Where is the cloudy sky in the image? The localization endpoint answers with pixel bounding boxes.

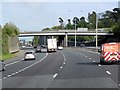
[1,0,120,40]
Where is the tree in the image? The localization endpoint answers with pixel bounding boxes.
[65,19,73,29]
[72,17,79,29]
[2,22,19,36]
[88,11,96,29]
[42,28,51,31]
[51,25,62,30]
[77,17,87,28]
[110,8,120,40]
[2,22,19,54]
[32,36,39,47]
[59,17,64,29]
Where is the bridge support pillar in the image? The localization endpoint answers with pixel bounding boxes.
[64,32,68,47]
[65,33,68,47]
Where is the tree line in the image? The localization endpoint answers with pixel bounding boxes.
[42,7,120,42]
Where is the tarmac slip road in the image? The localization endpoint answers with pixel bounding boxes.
[2,48,120,89]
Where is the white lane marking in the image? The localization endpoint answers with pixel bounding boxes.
[98,64,101,66]
[63,62,65,64]
[106,71,111,75]
[119,84,120,86]
[60,66,63,69]
[89,58,92,59]
[3,53,48,79]
[11,73,16,76]
[60,52,66,62]
[80,49,100,54]
[7,75,12,77]
[53,73,58,78]
[93,61,96,62]
[5,60,21,66]
[3,77,7,79]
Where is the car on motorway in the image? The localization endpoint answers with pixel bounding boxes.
[57,46,63,50]
[80,44,85,47]
[22,45,26,48]
[24,50,36,60]
[40,45,47,52]
[0,60,5,71]
[36,46,41,52]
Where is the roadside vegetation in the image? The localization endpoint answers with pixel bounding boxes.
[1,22,19,60]
[2,53,16,60]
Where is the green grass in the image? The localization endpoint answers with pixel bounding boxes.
[2,53,16,61]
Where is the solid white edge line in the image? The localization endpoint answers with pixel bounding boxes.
[3,53,48,79]
[53,73,58,78]
[106,71,111,75]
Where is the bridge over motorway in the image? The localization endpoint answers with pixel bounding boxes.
[19,30,113,36]
[19,30,113,47]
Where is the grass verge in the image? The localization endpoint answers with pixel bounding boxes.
[2,53,16,61]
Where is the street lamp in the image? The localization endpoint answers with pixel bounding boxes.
[75,18,77,47]
[95,13,98,48]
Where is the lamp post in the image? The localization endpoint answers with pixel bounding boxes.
[95,13,98,48]
[75,18,77,47]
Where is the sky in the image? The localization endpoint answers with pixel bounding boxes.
[1,0,120,40]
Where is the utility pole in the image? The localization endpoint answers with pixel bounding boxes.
[75,18,76,47]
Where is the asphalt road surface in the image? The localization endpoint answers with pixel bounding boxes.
[2,47,120,90]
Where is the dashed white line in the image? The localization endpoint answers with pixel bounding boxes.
[3,77,7,79]
[11,73,16,76]
[63,62,66,65]
[89,58,92,59]
[80,49,100,54]
[60,66,63,69]
[5,60,21,66]
[53,73,58,78]
[106,71,111,75]
[93,61,96,62]
[7,75,12,77]
[3,53,48,79]
[98,64,101,66]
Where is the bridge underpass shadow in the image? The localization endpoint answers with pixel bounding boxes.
[76,62,99,65]
[76,61,120,65]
